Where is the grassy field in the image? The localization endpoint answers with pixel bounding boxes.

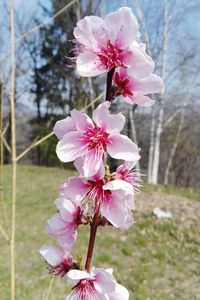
[0,165,200,300]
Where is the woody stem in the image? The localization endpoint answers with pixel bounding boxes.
[85,211,99,272]
[105,67,115,101]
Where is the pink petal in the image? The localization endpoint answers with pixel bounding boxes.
[92,267,116,294]
[75,156,105,180]
[83,148,104,177]
[107,134,140,161]
[131,94,155,106]
[104,7,138,48]
[53,117,75,140]
[101,192,134,230]
[57,229,77,249]
[67,269,92,282]
[103,179,133,194]
[47,214,73,236]
[61,177,89,199]
[39,245,63,266]
[124,44,154,77]
[74,16,107,51]
[55,198,76,222]
[76,49,106,77]
[56,131,87,162]
[70,109,93,131]
[92,102,125,134]
[128,72,163,94]
[108,283,129,300]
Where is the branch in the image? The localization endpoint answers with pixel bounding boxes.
[162,108,181,130]
[2,136,11,153]
[15,0,77,43]
[0,223,9,241]
[16,132,54,162]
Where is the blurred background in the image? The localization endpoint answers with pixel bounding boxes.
[0,1,200,300]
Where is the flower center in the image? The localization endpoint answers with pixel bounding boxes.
[97,40,126,70]
[114,72,133,97]
[84,126,109,150]
[72,279,96,299]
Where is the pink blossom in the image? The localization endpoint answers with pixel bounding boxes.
[39,245,74,277]
[61,164,135,230]
[54,102,140,177]
[73,7,154,77]
[66,267,116,299]
[115,160,141,190]
[46,197,83,249]
[113,67,163,106]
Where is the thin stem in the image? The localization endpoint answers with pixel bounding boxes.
[10,1,17,300]
[85,211,99,272]
[105,67,115,101]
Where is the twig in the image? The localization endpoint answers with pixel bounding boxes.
[9,1,17,299]
[16,0,77,43]
[162,108,181,130]
[2,136,11,153]
[42,277,54,300]
[16,132,54,162]
[81,92,104,112]
[0,223,9,241]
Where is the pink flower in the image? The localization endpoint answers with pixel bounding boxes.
[73,7,154,77]
[66,268,129,300]
[113,67,163,106]
[39,245,75,277]
[47,197,83,249]
[115,160,141,191]
[61,164,135,230]
[66,267,116,299]
[54,102,140,177]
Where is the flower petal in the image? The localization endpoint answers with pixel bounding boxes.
[92,102,125,134]
[67,269,92,282]
[39,245,63,266]
[74,16,107,50]
[60,177,89,199]
[56,131,87,162]
[47,213,70,236]
[104,7,138,47]
[107,134,140,161]
[83,148,104,177]
[124,44,154,77]
[70,109,93,131]
[102,192,134,230]
[108,283,129,300]
[128,73,163,95]
[92,267,116,294]
[76,49,106,77]
[53,117,75,140]
[55,198,77,222]
[103,179,133,194]
[131,94,155,106]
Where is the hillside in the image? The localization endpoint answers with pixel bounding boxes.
[0,165,200,300]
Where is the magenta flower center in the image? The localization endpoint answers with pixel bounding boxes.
[114,72,133,97]
[86,179,112,211]
[71,279,96,299]
[97,40,126,69]
[84,126,109,150]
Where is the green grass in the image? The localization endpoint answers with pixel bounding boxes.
[0,165,200,300]
[142,183,200,202]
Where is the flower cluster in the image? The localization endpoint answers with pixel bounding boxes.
[40,6,162,300]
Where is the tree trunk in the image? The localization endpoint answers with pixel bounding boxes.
[129,108,140,170]
[148,112,155,183]
[164,98,187,184]
[151,0,168,184]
